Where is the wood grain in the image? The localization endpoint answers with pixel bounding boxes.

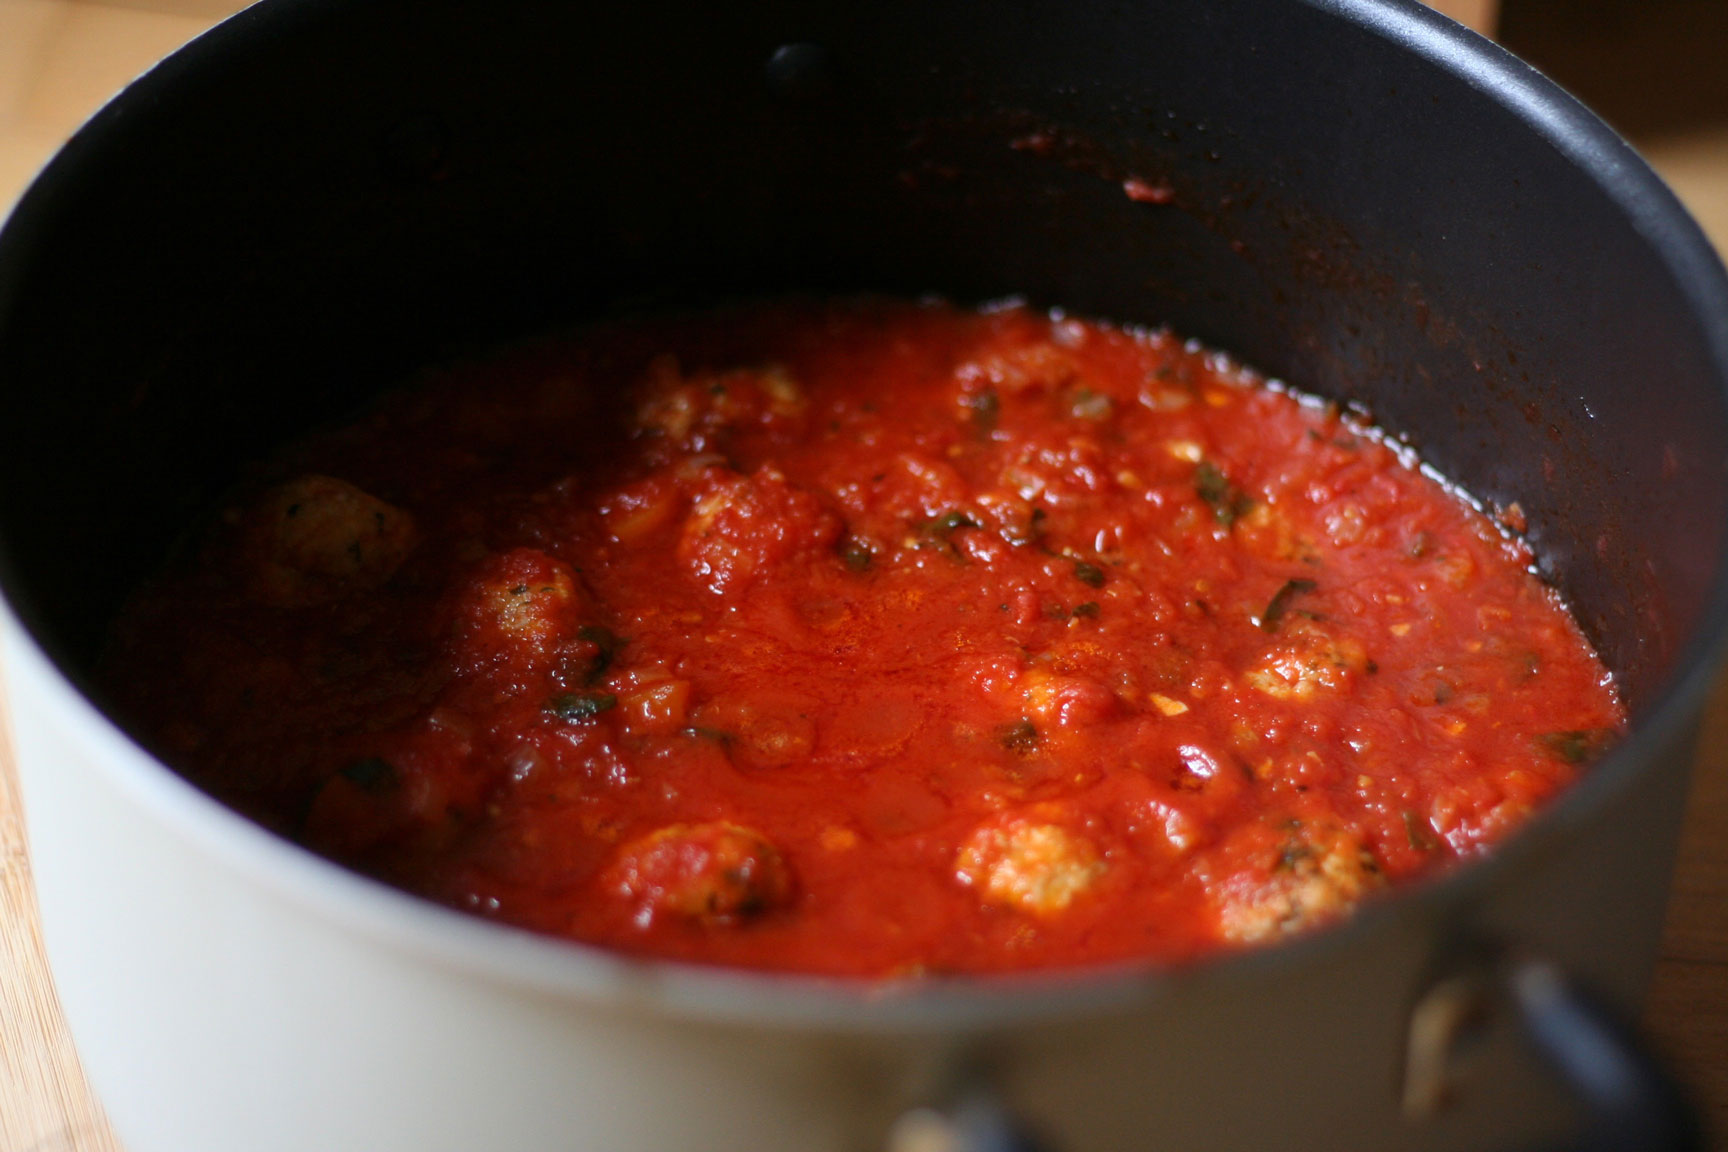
[0,687,121,1152]
[1651,680,1728,1147]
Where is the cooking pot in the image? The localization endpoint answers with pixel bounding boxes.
[2,1,1726,1149]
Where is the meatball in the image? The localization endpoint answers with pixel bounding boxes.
[445,548,592,679]
[1212,820,1384,944]
[633,357,807,447]
[474,560,581,646]
[677,466,840,594]
[953,342,1079,397]
[1244,618,1372,701]
[239,474,416,607]
[608,822,793,926]
[956,810,1106,917]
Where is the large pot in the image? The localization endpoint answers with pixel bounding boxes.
[2,1,1726,1150]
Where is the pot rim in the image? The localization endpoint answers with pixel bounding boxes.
[5,0,1728,1035]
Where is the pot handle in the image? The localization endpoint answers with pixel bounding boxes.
[890,956,1702,1152]
[1406,952,1703,1152]
[1509,959,1702,1152]
[885,1075,1051,1152]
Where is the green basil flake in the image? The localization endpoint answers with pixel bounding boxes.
[1194,460,1229,511]
[1260,578,1318,633]
[916,509,979,557]
[578,623,623,649]
[338,757,398,794]
[1195,460,1252,526]
[546,691,617,722]
[683,726,734,745]
[964,387,1000,431]
[1537,728,1616,765]
[840,537,874,572]
[996,718,1040,754]
[1073,559,1106,588]
[1073,601,1101,619]
[574,625,625,683]
[934,509,977,533]
[1403,810,1439,853]
[1274,839,1314,872]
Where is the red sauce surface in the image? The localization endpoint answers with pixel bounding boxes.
[101,299,1624,976]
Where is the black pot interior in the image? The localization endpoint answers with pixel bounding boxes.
[1,0,1725,728]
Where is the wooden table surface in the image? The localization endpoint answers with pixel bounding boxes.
[2,3,1727,1150]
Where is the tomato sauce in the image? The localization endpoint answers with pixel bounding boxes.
[100,299,1624,976]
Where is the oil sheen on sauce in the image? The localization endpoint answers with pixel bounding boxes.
[100,299,1624,976]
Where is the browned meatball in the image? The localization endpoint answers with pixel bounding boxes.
[1244,617,1372,701]
[237,474,417,607]
[444,548,593,680]
[1211,820,1385,944]
[676,466,840,595]
[955,808,1106,917]
[607,822,793,926]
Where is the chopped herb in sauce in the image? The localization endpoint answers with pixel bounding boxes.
[933,510,977,533]
[1073,559,1106,588]
[1260,578,1318,632]
[546,691,618,721]
[996,718,1040,754]
[916,509,979,557]
[1274,839,1313,872]
[684,726,734,745]
[1538,728,1616,765]
[1195,460,1251,526]
[963,387,1000,431]
[574,625,626,684]
[840,537,874,572]
[1403,810,1439,853]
